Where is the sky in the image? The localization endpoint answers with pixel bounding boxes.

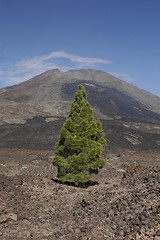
[0,0,160,96]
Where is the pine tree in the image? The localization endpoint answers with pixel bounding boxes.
[53,84,106,184]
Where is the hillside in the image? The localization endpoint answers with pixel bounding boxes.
[0,69,160,124]
[0,69,160,151]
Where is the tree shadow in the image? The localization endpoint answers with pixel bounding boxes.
[51,178,99,188]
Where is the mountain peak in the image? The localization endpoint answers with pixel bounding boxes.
[0,69,159,125]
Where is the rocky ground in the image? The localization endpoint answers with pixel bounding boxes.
[0,148,159,240]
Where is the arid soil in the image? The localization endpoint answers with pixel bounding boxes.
[0,148,159,240]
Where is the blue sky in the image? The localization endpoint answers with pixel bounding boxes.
[0,0,160,96]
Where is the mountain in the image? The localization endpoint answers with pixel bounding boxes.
[0,69,160,150]
[1,70,159,239]
[0,69,160,124]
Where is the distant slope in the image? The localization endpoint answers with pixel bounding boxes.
[0,69,160,151]
[0,69,160,124]
[0,116,160,151]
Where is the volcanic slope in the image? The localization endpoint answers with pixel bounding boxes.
[0,69,160,151]
[0,69,160,123]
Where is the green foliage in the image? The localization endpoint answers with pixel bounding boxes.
[53,84,106,184]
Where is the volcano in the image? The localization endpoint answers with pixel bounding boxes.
[0,69,160,150]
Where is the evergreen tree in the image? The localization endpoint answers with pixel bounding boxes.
[53,84,106,184]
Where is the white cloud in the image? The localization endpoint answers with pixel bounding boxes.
[0,51,111,87]
[109,72,134,82]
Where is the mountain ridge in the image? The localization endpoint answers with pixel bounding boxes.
[0,69,159,125]
[0,69,160,151]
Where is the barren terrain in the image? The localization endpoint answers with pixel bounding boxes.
[0,148,159,240]
[1,69,160,125]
